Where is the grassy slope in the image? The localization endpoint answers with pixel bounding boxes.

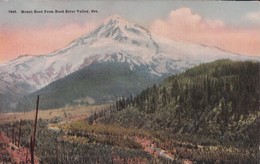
[0,104,108,124]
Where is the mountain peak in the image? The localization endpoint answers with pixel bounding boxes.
[105,14,122,21]
[87,15,136,41]
[67,14,155,49]
[103,14,128,26]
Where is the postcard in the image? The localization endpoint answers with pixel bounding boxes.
[0,0,259,163]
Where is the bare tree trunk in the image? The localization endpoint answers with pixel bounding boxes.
[18,119,22,148]
[14,132,17,146]
[12,127,14,144]
[26,148,29,163]
[31,95,40,164]
[30,136,34,164]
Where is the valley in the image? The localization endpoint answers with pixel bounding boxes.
[0,104,255,163]
[0,104,109,124]
[0,60,259,163]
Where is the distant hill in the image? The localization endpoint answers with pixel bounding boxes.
[16,61,161,111]
[102,60,259,148]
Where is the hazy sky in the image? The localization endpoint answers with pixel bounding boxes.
[0,0,259,63]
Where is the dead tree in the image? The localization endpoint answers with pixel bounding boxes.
[31,95,40,164]
[18,119,22,148]
[26,148,28,163]
[12,126,14,144]
[30,136,33,163]
[14,131,17,146]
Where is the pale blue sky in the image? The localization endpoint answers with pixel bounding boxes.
[0,0,259,29]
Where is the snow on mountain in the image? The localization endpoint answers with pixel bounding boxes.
[0,15,259,94]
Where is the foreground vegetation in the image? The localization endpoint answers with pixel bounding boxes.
[2,118,256,163]
[1,60,259,163]
[0,119,156,163]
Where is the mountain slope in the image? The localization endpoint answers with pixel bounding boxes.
[101,60,260,148]
[16,61,161,111]
[0,15,259,111]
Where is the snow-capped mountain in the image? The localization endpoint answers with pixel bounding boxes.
[0,15,259,110]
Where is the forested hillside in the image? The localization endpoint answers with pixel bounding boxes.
[102,60,259,148]
[16,62,160,111]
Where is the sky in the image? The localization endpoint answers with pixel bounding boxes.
[0,0,259,63]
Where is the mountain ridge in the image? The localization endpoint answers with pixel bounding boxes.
[16,61,162,111]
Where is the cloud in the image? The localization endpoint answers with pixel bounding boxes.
[0,22,97,62]
[246,10,260,25]
[151,7,260,56]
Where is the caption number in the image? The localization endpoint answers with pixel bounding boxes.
[8,10,17,13]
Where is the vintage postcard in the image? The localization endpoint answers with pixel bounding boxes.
[0,0,259,163]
